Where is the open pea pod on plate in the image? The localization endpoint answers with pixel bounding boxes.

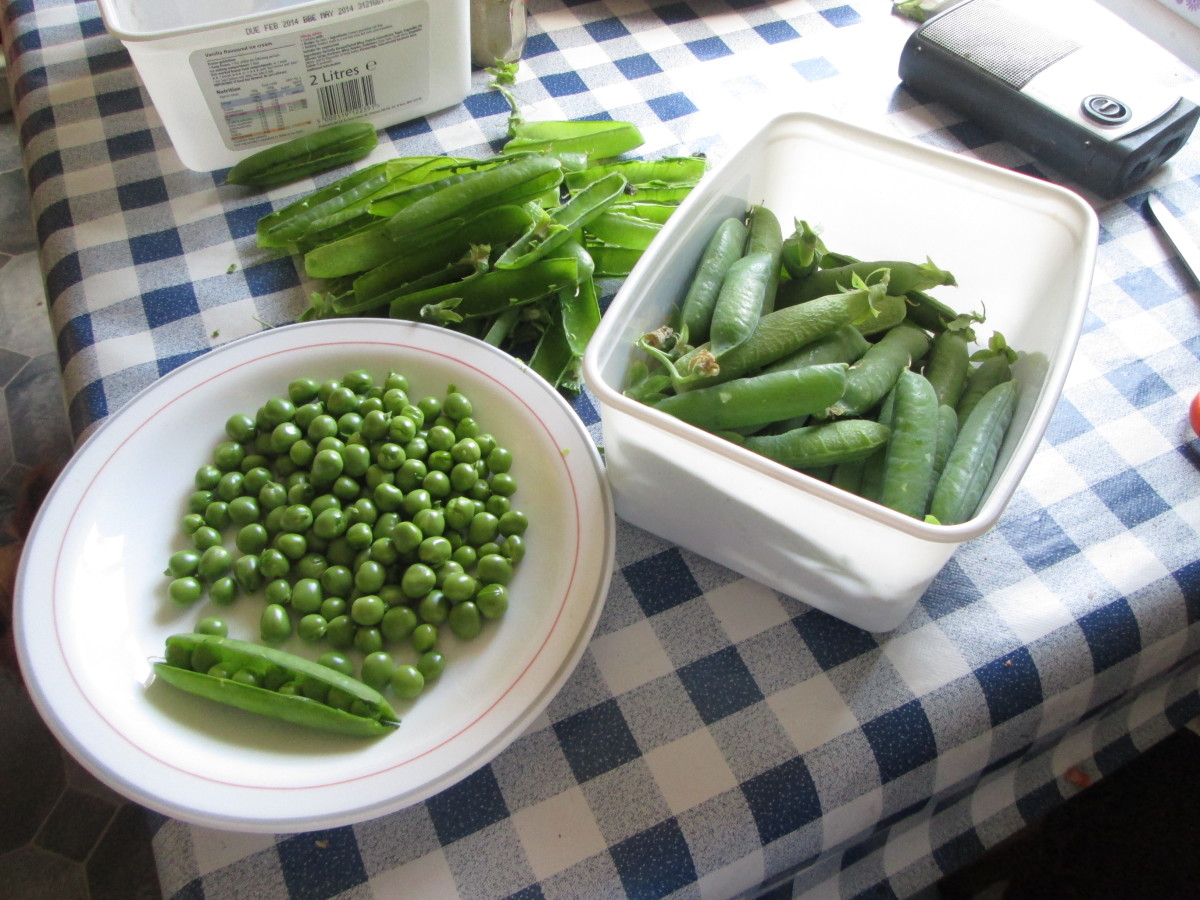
[153,633,400,738]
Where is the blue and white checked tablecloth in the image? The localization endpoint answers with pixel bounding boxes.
[5,0,1200,897]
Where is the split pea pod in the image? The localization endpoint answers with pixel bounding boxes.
[261,156,461,251]
[584,211,662,250]
[628,185,694,203]
[709,251,775,357]
[225,122,379,189]
[878,369,939,519]
[307,159,548,274]
[832,322,932,417]
[384,156,564,242]
[679,216,749,345]
[350,203,536,308]
[365,161,495,218]
[257,161,393,249]
[339,261,480,318]
[651,363,848,431]
[607,202,680,224]
[153,633,399,737]
[556,240,601,356]
[495,172,628,268]
[739,419,891,469]
[504,120,645,161]
[529,307,577,390]
[387,257,579,323]
[565,155,707,192]
[305,214,464,279]
[929,379,1018,525]
[589,246,642,278]
[781,257,956,306]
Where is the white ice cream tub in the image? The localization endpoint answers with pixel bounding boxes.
[583,111,1098,633]
[97,0,470,173]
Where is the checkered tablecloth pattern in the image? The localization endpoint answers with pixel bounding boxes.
[4,0,1200,897]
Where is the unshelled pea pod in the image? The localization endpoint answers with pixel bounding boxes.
[225,122,378,189]
[830,456,866,495]
[763,324,870,373]
[652,363,848,431]
[504,120,645,161]
[495,172,627,269]
[383,156,564,241]
[819,252,976,332]
[854,293,909,336]
[676,279,884,390]
[955,353,1012,424]
[923,322,974,408]
[856,387,896,503]
[739,419,891,469]
[710,251,775,357]
[932,403,959,482]
[782,257,956,306]
[780,219,826,280]
[879,369,939,519]
[153,633,399,737]
[905,287,973,333]
[744,205,784,314]
[929,379,1018,525]
[832,322,932,417]
[679,216,749,345]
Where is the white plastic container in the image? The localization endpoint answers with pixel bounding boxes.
[97,0,471,173]
[582,111,1098,633]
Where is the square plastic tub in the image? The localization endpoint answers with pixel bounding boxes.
[582,111,1098,633]
[96,0,470,173]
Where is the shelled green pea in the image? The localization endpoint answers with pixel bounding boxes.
[161,369,528,716]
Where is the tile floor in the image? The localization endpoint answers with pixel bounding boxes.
[0,58,163,900]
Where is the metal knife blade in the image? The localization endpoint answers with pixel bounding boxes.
[1147,193,1200,289]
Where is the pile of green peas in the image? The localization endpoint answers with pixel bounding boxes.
[162,368,527,702]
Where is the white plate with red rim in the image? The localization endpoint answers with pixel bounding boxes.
[15,319,614,833]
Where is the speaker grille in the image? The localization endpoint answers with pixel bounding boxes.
[919,0,1080,89]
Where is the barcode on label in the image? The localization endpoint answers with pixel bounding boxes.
[317,75,377,120]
